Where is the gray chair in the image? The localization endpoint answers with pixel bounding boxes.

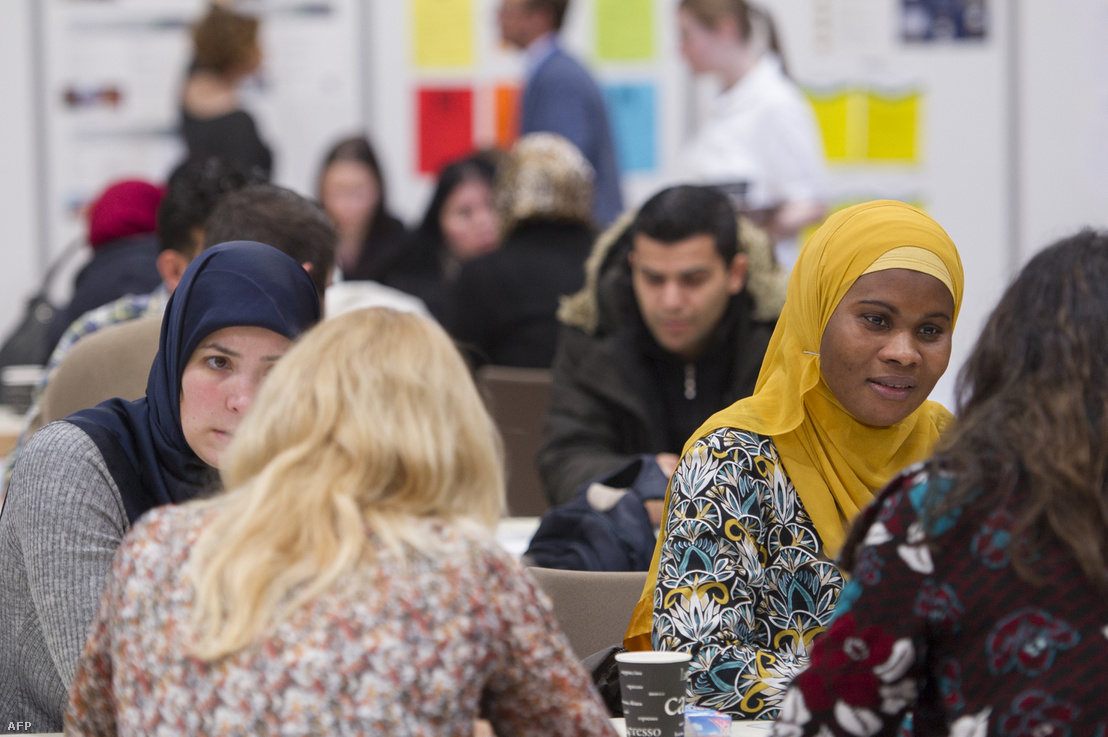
[475,365,553,518]
[527,566,648,660]
[32,315,161,433]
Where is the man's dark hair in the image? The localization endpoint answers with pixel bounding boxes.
[157,155,251,255]
[203,184,337,297]
[630,184,739,262]
[529,0,569,30]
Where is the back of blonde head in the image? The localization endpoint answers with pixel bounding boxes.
[495,132,595,237]
[188,308,505,660]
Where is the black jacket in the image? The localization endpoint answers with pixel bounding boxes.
[45,233,161,357]
[342,212,409,283]
[537,215,782,506]
[449,221,593,369]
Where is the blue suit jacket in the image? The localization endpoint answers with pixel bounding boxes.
[521,46,624,226]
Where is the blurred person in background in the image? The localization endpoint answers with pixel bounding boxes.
[4,157,251,491]
[449,133,595,369]
[383,151,500,323]
[44,157,250,370]
[677,0,828,271]
[317,134,409,283]
[498,0,623,225]
[44,179,165,358]
[65,308,617,737]
[203,184,336,300]
[180,3,273,181]
[211,181,425,317]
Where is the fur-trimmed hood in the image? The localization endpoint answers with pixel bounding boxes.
[557,210,788,335]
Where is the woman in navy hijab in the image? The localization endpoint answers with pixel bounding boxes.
[0,241,320,732]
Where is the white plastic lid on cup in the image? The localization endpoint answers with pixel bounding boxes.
[616,651,692,665]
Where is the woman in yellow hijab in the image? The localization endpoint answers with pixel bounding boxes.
[625,200,964,718]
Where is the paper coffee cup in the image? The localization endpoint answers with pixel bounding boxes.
[616,650,691,737]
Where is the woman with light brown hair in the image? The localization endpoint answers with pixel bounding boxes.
[180,3,272,180]
[65,308,616,736]
[316,135,410,282]
[676,0,827,270]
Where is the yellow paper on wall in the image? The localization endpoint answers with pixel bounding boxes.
[596,0,654,61]
[807,89,850,160]
[413,0,474,69]
[866,90,919,162]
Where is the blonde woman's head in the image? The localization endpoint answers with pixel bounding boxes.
[222,307,504,530]
[495,132,595,238]
[190,308,504,659]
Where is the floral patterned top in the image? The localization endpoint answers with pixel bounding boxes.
[773,464,1108,737]
[652,429,845,719]
[65,504,617,737]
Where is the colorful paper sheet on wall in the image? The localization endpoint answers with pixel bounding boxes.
[417,87,473,174]
[806,87,921,164]
[901,0,987,42]
[412,0,474,69]
[808,89,853,160]
[867,91,918,161]
[494,84,521,150]
[596,0,654,61]
[603,83,656,173]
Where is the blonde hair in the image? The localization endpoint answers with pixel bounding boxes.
[495,132,595,237]
[187,308,505,660]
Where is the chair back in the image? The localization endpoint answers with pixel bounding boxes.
[527,567,648,660]
[476,365,553,517]
[32,316,161,432]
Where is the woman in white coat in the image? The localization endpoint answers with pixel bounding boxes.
[677,0,829,270]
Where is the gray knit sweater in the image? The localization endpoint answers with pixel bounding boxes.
[0,421,128,733]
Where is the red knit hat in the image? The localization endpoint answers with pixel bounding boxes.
[87,179,165,249]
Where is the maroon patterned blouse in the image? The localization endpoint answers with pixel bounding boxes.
[772,464,1108,737]
[65,505,617,736]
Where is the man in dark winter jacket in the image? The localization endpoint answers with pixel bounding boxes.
[538,185,784,514]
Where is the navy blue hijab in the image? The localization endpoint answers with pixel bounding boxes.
[67,241,321,523]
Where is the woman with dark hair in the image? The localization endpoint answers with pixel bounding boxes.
[0,242,319,731]
[317,135,408,282]
[180,4,272,181]
[773,230,1108,735]
[449,133,595,368]
[383,152,500,323]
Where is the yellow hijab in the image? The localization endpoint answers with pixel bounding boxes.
[625,200,964,650]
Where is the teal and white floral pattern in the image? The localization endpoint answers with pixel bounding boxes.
[652,429,844,718]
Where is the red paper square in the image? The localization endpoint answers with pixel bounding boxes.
[417,87,474,174]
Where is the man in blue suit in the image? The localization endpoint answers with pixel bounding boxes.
[498,0,624,225]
